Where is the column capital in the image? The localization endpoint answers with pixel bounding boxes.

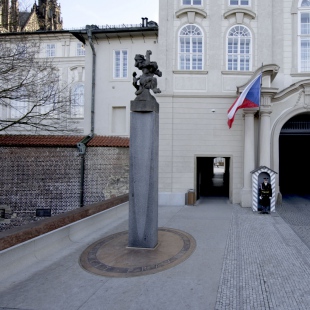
[261,88,278,97]
[243,108,258,115]
[259,107,272,115]
[261,88,278,107]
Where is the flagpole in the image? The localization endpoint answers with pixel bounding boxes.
[257,63,263,168]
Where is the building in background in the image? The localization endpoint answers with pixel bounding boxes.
[0,0,62,33]
[0,30,86,134]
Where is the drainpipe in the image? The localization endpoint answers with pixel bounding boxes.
[86,25,97,134]
[77,134,93,207]
[76,26,97,207]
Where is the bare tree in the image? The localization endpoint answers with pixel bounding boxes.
[0,35,76,133]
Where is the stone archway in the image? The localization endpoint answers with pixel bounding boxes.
[271,107,310,197]
[279,113,310,194]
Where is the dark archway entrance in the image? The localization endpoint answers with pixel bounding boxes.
[196,157,230,200]
[279,113,310,195]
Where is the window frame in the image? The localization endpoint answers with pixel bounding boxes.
[178,24,204,71]
[226,25,252,71]
[298,0,310,71]
[10,100,28,119]
[46,43,56,57]
[229,0,250,6]
[39,84,59,117]
[76,42,85,56]
[113,49,128,79]
[182,0,203,5]
[70,83,84,118]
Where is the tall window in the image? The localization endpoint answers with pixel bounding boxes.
[10,100,27,119]
[10,88,27,119]
[46,44,56,57]
[76,43,85,56]
[227,25,251,71]
[114,50,128,78]
[40,85,57,116]
[179,24,203,70]
[299,0,310,71]
[182,0,202,5]
[71,84,84,118]
[229,0,249,5]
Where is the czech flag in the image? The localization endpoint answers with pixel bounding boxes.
[227,73,262,129]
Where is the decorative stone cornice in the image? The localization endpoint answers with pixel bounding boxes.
[175,8,207,23]
[237,64,280,94]
[273,79,310,102]
[224,8,256,23]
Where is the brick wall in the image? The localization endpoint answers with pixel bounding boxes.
[0,146,129,231]
[84,147,129,205]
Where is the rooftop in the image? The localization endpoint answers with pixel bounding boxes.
[0,135,129,147]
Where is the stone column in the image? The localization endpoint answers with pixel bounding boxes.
[291,9,298,73]
[128,100,159,249]
[241,109,256,208]
[259,109,272,167]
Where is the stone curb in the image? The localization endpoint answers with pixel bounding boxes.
[0,194,129,251]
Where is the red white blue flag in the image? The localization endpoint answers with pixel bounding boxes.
[227,73,262,128]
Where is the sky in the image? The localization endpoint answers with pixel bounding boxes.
[60,0,159,29]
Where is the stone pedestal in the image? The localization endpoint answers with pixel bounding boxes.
[128,100,159,248]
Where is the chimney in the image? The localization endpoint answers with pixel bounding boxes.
[141,17,148,27]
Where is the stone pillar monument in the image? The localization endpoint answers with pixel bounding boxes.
[128,50,162,248]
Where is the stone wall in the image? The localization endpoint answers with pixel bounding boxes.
[0,146,129,231]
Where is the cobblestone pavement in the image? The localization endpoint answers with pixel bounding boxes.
[215,196,310,310]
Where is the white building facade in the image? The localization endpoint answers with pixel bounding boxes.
[154,0,310,206]
[0,31,86,134]
[74,0,310,207]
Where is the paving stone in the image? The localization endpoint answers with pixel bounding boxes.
[215,196,310,310]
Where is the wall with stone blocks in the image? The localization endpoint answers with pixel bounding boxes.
[0,146,129,231]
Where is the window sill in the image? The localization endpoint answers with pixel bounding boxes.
[291,72,310,77]
[173,70,208,75]
[112,78,130,81]
[221,70,253,76]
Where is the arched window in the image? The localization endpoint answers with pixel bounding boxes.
[227,25,251,71]
[301,0,310,6]
[179,24,203,70]
[71,84,84,118]
[299,0,310,71]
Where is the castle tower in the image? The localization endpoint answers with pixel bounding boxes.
[0,0,63,33]
[37,0,62,31]
[9,0,19,32]
[0,0,9,31]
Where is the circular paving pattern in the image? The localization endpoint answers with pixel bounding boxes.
[79,227,196,278]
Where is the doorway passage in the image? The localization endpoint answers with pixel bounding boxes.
[279,113,310,195]
[196,157,230,200]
